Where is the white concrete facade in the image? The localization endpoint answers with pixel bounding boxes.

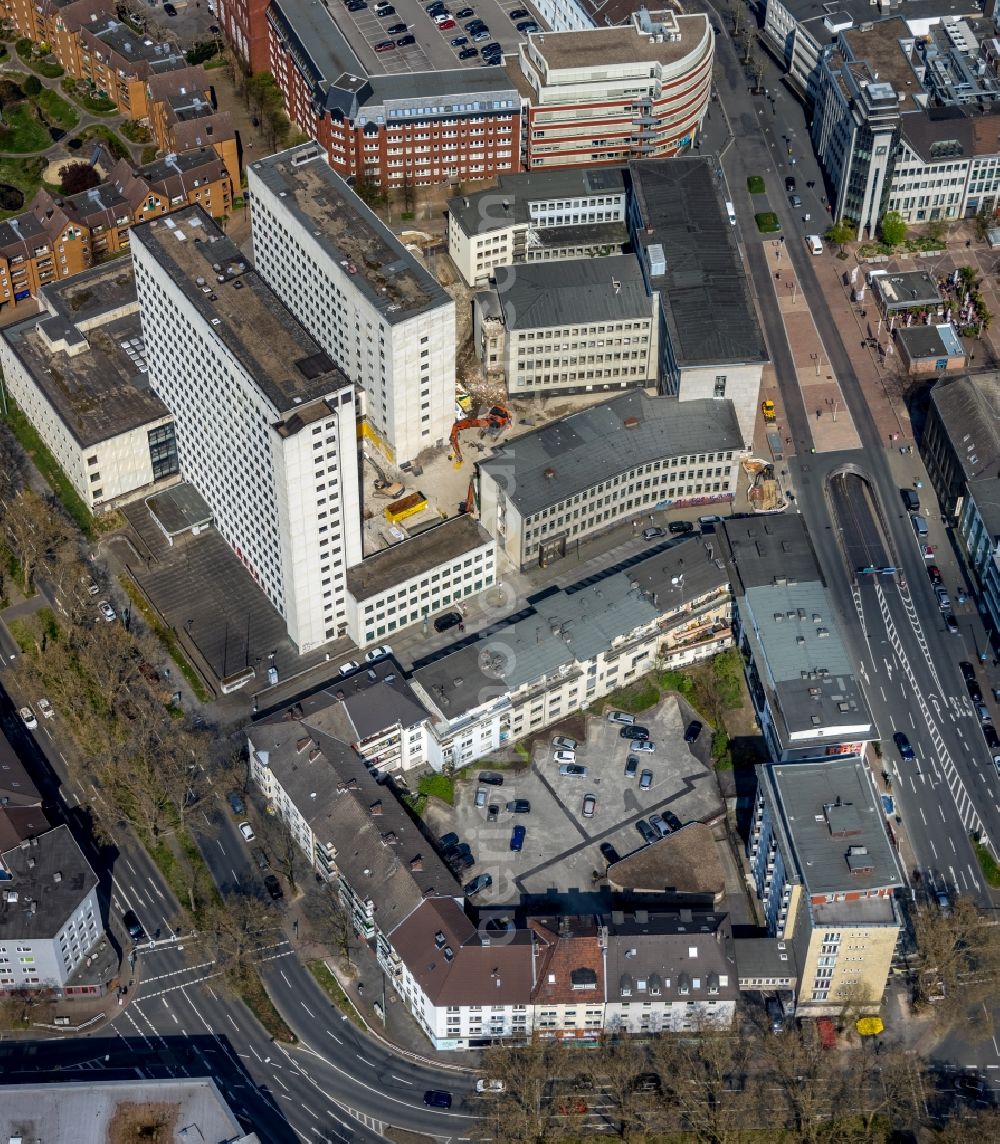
[676,364,761,450]
[0,881,101,992]
[247,147,456,465]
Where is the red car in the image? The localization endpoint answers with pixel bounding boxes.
[438,17,456,28]
[559,1097,587,1115]
[927,565,942,585]
[375,39,396,50]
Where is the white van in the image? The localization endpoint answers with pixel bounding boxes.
[725,201,737,226]
[806,234,824,255]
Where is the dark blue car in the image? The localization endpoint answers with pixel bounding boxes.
[510,824,526,852]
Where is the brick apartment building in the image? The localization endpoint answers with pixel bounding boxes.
[147,66,241,189]
[517,10,714,170]
[0,148,232,306]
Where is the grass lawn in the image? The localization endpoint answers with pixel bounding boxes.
[971,835,1000,888]
[755,211,781,233]
[599,676,660,715]
[36,87,78,130]
[747,175,766,194]
[0,101,51,152]
[417,772,455,805]
[0,155,45,219]
[308,960,366,1029]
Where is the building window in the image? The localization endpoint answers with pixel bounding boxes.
[714,375,727,397]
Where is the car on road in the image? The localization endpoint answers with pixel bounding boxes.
[451,34,468,43]
[387,21,407,31]
[439,831,459,850]
[642,526,664,540]
[649,813,670,838]
[945,613,959,635]
[633,739,655,753]
[619,725,650,740]
[506,798,531,813]
[434,611,463,633]
[668,520,695,534]
[789,194,802,207]
[893,731,915,760]
[516,20,539,31]
[98,600,116,623]
[397,33,416,43]
[123,909,145,940]
[510,824,526,852]
[600,841,620,864]
[624,754,639,778]
[338,660,360,676]
[365,645,392,662]
[635,819,657,844]
[239,821,256,842]
[472,29,491,40]
[475,786,488,808]
[464,873,492,896]
[663,810,683,832]
[477,1078,505,1093]
[927,565,942,585]
[552,735,577,750]
[559,763,587,776]
[553,749,576,764]
[264,874,283,901]
[37,698,53,720]
[19,706,37,730]
[228,791,246,816]
[606,709,635,725]
[424,1090,453,1108]
[582,793,597,818]
[458,46,478,56]
[479,770,504,786]
[785,176,795,192]
[684,720,703,743]
[639,769,653,790]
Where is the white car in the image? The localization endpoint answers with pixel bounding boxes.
[433,10,452,22]
[98,600,116,622]
[606,709,635,726]
[37,698,54,720]
[19,706,37,730]
[476,1078,506,1094]
[553,749,576,764]
[338,660,361,677]
[633,739,656,753]
[552,735,577,750]
[239,821,256,842]
[365,645,392,663]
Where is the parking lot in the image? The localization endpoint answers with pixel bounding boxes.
[434,696,725,906]
[332,0,539,75]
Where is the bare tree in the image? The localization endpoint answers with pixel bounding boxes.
[2,490,70,594]
[255,808,304,895]
[301,880,355,966]
[195,889,282,993]
[592,1034,649,1139]
[480,1039,569,1142]
[0,987,56,1031]
[911,897,1000,1032]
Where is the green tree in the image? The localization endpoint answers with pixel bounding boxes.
[22,74,41,96]
[879,211,907,247]
[825,218,856,254]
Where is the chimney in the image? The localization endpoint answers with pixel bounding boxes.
[410,855,423,872]
[370,800,383,816]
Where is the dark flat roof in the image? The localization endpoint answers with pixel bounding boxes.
[627,159,768,369]
[498,255,652,329]
[0,825,98,941]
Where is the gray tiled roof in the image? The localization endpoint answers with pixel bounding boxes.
[479,390,742,517]
[929,372,1000,482]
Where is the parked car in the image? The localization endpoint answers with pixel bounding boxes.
[642,527,664,540]
[967,679,984,703]
[934,586,951,612]
[506,798,531,813]
[36,698,53,720]
[509,7,529,17]
[960,661,977,683]
[239,821,256,842]
[424,1090,453,1108]
[387,21,407,31]
[639,769,653,790]
[346,0,366,8]
[439,831,460,850]
[624,755,639,778]
[228,791,246,816]
[458,46,478,57]
[434,611,463,633]
[451,34,468,44]
[465,18,486,29]
[476,1078,505,1093]
[472,29,491,40]
[668,520,695,534]
[123,909,145,940]
[600,841,620,864]
[433,11,453,22]
[619,726,650,740]
[684,720,703,743]
[487,803,499,822]
[606,709,635,725]
[927,565,943,585]
[552,735,577,750]
[559,763,587,776]
[921,544,935,560]
[984,725,1000,750]
[264,874,283,901]
[449,849,474,870]
[396,33,416,43]
[18,707,37,730]
[475,786,488,808]
[553,749,576,764]
[376,2,395,11]
[633,739,655,753]
[945,613,959,635]
[252,847,269,871]
[649,813,670,838]
[464,873,492,896]
[516,20,539,31]
[437,18,457,29]
[510,824,526,852]
[900,487,920,512]
[975,700,991,723]
[163,1,177,13]
[456,5,475,15]
[663,810,683,832]
[365,645,392,662]
[893,731,915,760]
[338,660,360,676]
[479,771,504,786]
[635,819,657,844]
[98,600,116,623]
[582,793,597,818]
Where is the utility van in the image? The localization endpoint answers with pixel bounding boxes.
[806,234,824,255]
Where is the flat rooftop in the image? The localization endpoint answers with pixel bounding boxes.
[766,758,905,897]
[0,825,98,941]
[527,14,708,70]
[498,255,652,329]
[870,270,942,309]
[448,167,625,235]
[841,17,919,98]
[346,516,493,601]
[131,207,352,414]
[479,390,743,517]
[627,159,768,369]
[250,146,451,322]
[777,0,974,31]
[2,265,170,448]
[721,514,827,592]
[895,323,965,358]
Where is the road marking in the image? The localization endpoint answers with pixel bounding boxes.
[301,1104,320,1120]
[301,1002,316,1018]
[391,1074,413,1085]
[326,1029,342,1045]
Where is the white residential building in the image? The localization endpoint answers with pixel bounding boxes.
[248,144,456,465]
[344,516,496,648]
[0,264,178,513]
[130,206,363,653]
[0,825,103,993]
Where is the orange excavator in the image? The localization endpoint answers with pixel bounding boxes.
[449,404,511,464]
